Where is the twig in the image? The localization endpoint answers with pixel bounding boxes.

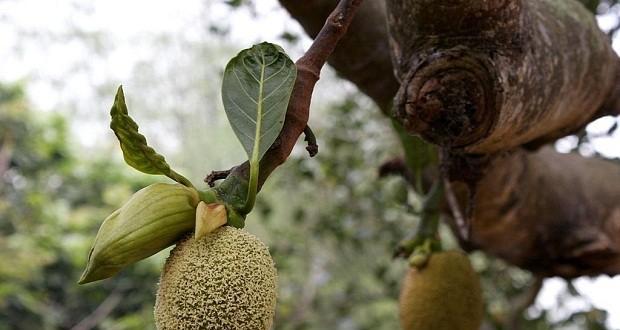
[224,0,364,191]
[0,132,14,177]
[204,168,233,187]
[303,125,319,157]
[608,121,618,136]
[443,177,470,242]
[378,157,414,184]
[70,289,124,330]
[608,23,620,40]
[506,276,544,330]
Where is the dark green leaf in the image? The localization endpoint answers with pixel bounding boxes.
[221,42,297,162]
[109,86,193,188]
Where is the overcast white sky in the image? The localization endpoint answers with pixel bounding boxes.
[1,0,620,328]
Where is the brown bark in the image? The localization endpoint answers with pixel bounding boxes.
[278,0,398,110]
[448,148,620,278]
[280,0,620,278]
[388,0,619,153]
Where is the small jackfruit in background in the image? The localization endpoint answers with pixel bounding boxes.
[399,250,484,330]
[79,183,200,284]
[155,226,277,330]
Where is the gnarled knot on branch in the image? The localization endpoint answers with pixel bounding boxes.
[394,48,500,148]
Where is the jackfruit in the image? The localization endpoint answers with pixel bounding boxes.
[399,250,483,330]
[155,226,277,330]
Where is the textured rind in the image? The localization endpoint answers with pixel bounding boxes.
[399,251,483,330]
[155,226,277,330]
[79,183,199,284]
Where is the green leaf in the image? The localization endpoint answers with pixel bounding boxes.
[222,42,297,162]
[109,86,194,188]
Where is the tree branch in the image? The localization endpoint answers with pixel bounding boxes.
[70,289,123,330]
[280,0,620,279]
[224,0,364,191]
[506,277,544,330]
[0,132,13,178]
[447,147,620,277]
[279,0,397,111]
[388,0,619,153]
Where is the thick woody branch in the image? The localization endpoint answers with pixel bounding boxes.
[226,0,364,190]
[281,0,620,279]
[389,0,619,153]
[447,148,620,278]
[279,0,398,110]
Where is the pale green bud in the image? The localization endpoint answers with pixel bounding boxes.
[79,183,199,284]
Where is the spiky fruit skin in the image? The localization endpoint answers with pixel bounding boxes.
[399,250,483,330]
[155,227,277,330]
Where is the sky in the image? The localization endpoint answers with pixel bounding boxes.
[1,0,620,328]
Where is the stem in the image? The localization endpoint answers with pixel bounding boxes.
[390,118,437,195]
[443,177,469,242]
[415,170,423,195]
[416,181,443,242]
[223,0,364,188]
[198,189,218,204]
[506,277,544,330]
[418,212,440,240]
[169,170,195,189]
[394,180,444,259]
[242,159,259,214]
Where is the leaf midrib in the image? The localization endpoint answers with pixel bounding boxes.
[251,51,267,164]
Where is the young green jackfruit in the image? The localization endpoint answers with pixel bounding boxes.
[155,226,277,330]
[399,250,483,330]
[79,183,199,284]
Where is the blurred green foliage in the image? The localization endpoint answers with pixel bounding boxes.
[0,81,612,330]
[0,84,161,330]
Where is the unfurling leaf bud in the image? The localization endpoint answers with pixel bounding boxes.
[79,183,200,284]
[194,202,227,240]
